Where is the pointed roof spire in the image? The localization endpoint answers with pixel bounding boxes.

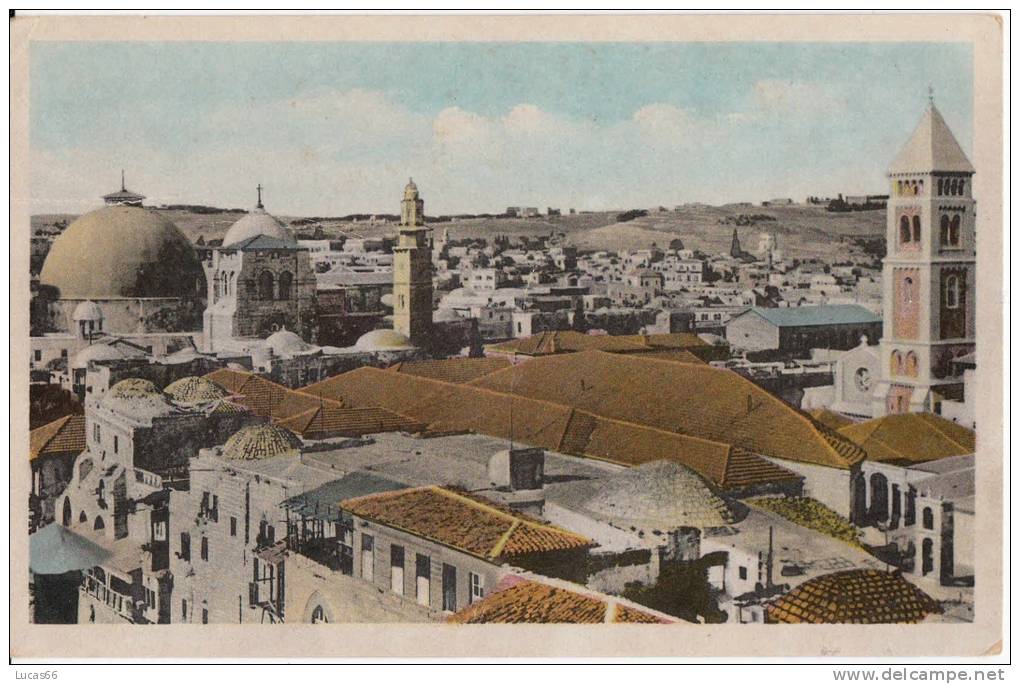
[888,102,974,175]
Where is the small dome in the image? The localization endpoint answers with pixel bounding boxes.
[265,328,317,357]
[354,328,413,352]
[164,376,228,406]
[580,461,736,530]
[404,178,419,199]
[101,378,176,418]
[72,300,104,322]
[222,207,293,247]
[71,343,124,368]
[222,424,301,461]
[433,308,462,323]
[107,378,161,399]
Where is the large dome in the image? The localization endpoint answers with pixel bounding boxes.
[40,205,203,299]
[222,207,293,247]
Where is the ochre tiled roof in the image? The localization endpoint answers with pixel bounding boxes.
[486,331,712,357]
[300,368,801,490]
[447,576,674,624]
[341,486,591,561]
[388,357,512,384]
[203,368,253,394]
[469,351,865,469]
[275,405,426,440]
[222,424,302,461]
[808,408,856,431]
[30,414,86,461]
[766,569,941,624]
[838,412,976,464]
[621,349,707,365]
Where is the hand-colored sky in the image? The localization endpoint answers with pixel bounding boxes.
[30,42,972,216]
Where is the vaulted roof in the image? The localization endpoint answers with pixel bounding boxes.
[469,351,865,469]
[388,357,511,384]
[767,569,941,624]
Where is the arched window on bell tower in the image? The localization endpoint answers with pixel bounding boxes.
[911,215,921,242]
[899,216,911,244]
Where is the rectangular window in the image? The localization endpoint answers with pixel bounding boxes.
[181,599,187,622]
[230,517,237,537]
[113,435,118,453]
[738,566,748,581]
[442,564,457,613]
[210,495,219,522]
[152,520,167,542]
[390,545,405,595]
[180,532,190,561]
[202,608,208,625]
[469,572,485,604]
[34,350,41,362]
[361,534,374,582]
[415,555,430,607]
[201,536,209,562]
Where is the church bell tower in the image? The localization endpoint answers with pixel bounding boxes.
[872,97,976,416]
[392,179,433,344]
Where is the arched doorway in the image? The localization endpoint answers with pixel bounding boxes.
[61,498,72,527]
[94,516,105,532]
[311,605,328,624]
[869,473,889,525]
[302,592,335,623]
[79,510,88,525]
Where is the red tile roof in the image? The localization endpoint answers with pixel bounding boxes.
[838,412,976,464]
[30,415,86,462]
[341,486,591,561]
[469,351,865,469]
[447,575,676,624]
[275,405,426,440]
[301,367,800,489]
[388,357,512,384]
[766,570,941,624]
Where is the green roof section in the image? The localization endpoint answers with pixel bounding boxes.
[736,304,881,328]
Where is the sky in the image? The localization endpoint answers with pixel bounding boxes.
[30,42,973,216]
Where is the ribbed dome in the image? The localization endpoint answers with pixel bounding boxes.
[72,300,104,321]
[222,424,301,461]
[101,378,176,418]
[39,205,202,299]
[222,208,293,247]
[107,378,161,399]
[71,343,124,368]
[581,461,736,529]
[164,376,228,406]
[354,328,413,351]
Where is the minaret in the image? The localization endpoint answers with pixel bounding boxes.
[871,97,975,416]
[392,178,433,344]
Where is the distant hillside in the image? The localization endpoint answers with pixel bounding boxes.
[30,202,884,258]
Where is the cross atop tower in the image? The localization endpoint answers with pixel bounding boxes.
[256,183,264,209]
[928,84,935,106]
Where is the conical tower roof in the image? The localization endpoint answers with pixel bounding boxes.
[888,103,974,175]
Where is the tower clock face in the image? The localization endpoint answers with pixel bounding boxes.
[854,367,872,392]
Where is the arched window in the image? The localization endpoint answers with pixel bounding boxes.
[94,516,105,531]
[923,507,934,530]
[62,498,72,526]
[258,271,275,300]
[79,510,88,524]
[958,179,966,196]
[278,271,293,301]
[940,215,950,245]
[891,350,902,375]
[937,178,944,195]
[949,215,961,246]
[228,271,236,296]
[946,275,960,309]
[97,479,105,507]
[905,351,918,377]
[311,605,328,624]
[902,277,915,305]
[911,215,921,242]
[899,216,911,244]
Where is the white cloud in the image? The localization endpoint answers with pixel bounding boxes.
[751,79,848,116]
